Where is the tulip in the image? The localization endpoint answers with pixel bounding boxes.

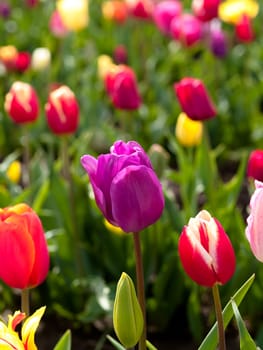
[31,47,51,71]
[235,14,254,42]
[148,143,170,178]
[152,0,182,35]
[125,0,153,19]
[49,10,69,38]
[218,0,259,25]
[14,51,31,73]
[0,2,11,18]
[0,203,49,289]
[246,180,263,262]
[247,150,263,182]
[4,81,39,124]
[0,45,18,70]
[97,54,115,81]
[105,65,142,110]
[113,273,144,348]
[0,306,45,349]
[208,23,228,58]
[175,112,203,147]
[45,85,79,135]
[81,140,165,233]
[102,1,128,23]
[104,218,125,235]
[174,77,217,121]
[113,45,128,64]
[179,210,236,287]
[56,0,89,31]
[170,13,203,47]
[192,0,220,22]
[7,160,21,184]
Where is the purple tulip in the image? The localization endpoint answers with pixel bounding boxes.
[81,140,165,233]
[246,180,263,262]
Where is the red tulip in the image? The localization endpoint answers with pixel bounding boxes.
[247,150,263,182]
[192,0,220,22]
[45,85,79,135]
[178,210,236,287]
[235,14,254,42]
[125,0,153,19]
[4,81,39,124]
[170,13,203,47]
[174,77,217,121]
[105,65,141,110]
[0,203,49,289]
[14,51,31,72]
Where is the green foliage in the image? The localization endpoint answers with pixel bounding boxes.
[53,330,71,350]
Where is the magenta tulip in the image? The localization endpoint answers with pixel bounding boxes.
[174,77,217,120]
[81,140,164,233]
[178,210,236,287]
[192,0,220,22]
[170,13,203,47]
[152,0,182,35]
[247,150,263,182]
[246,181,263,262]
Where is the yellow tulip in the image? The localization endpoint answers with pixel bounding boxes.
[175,112,203,147]
[7,160,21,184]
[218,0,259,24]
[56,0,89,31]
[97,54,114,80]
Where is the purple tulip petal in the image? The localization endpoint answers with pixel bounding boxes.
[111,165,164,232]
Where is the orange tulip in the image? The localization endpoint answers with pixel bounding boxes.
[0,203,49,289]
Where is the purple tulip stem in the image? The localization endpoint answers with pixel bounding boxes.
[212,283,226,350]
[133,231,147,350]
[21,288,30,318]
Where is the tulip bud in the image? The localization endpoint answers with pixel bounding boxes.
[152,0,182,35]
[179,210,236,287]
[174,77,217,121]
[7,160,21,184]
[235,14,254,42]
[102,1,128,23]
[208,24,228,58]
[0,45,18,70]
[192,0,220,22]
[56,0,89,31]
[31,47,51,71]
[14,51,31,72]
[148,143,170,178]
[49,10,69,38]
[4,81,39,124]
[45,85,79,135]
[218,0,259,25]
[125,0,153,19]
[170,13,203,47]
[113,272,144,348]
[246,180,263,262]
[247,150,263,182]
[97,54,114,81]
[175,112,203,147]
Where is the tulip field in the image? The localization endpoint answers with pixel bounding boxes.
[0,0,263,349]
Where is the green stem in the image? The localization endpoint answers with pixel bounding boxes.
[22,125,30,189]
[212,283,226,350]
[133,231,146,350]
[21,288,30,317]
[60,136,84,276]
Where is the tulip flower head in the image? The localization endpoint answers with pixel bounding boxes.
[246,181,263,262]
[113,272,144,348]
[247,150,263,182]
[174,77,217,121]
[45,85,79,135]
[170,13,203,47]
[102,0,129,23]
[4,81,39,124]
[97,54,115,80]
[208,23,228,58]
[0,306,45,349]
[125,0,153,19]
[31,47,51,71]
[152,0,182,35]
[49,10,69,37]
[218,0,259,25]
[7,160,21,184]
[179,210,236,287]
[0,45,18,70]
[192,0,220,22]
[175,112,203,147]
[235,14,254,42]
[81,140,165,233]
[0,203,49,289]
[56,0,89,31]
[14,52,31,73]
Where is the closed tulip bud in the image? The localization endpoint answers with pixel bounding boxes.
[247,150,263,182]
[192,0,220,22]
[125,0,153,19]
[113,272,144,348]
[102,1,128,23]
[4,81,39,124]
[218,0,259,25]
[31,47,51,71]
[45,85,79,135]
[56,0,89,31]
[0,203,49,289]
[246,181,263,262]
[148,143,170,178]
[235,14,254,42]
[49,10,69,38]
[105,65,142,110]
[176,112,203,147]
[0,45,18,70]
[209,25,228,58]
[174,77,217,121]
[152,0,182,35]
[170,13,203,47]
[81,140,164,233]
[179,210,236,287]
[0,2,11,18]
[7,160,21,184]
[97,54,114,81]
[113,45,128,64]
[14,51,31,72]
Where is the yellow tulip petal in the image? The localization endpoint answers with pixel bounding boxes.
[219,0,259,24]
[21,306,46,350]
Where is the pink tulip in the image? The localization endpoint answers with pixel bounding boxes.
[179,210,236,287]
[170,13,203,47]
[246,181,263,262]
[152,0,182,35]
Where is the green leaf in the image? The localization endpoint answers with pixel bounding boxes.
[231,300,258,350]
[198,274,255,350]
[53,330,71,350]
[146,340,158,350]
[106,335,126,350]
